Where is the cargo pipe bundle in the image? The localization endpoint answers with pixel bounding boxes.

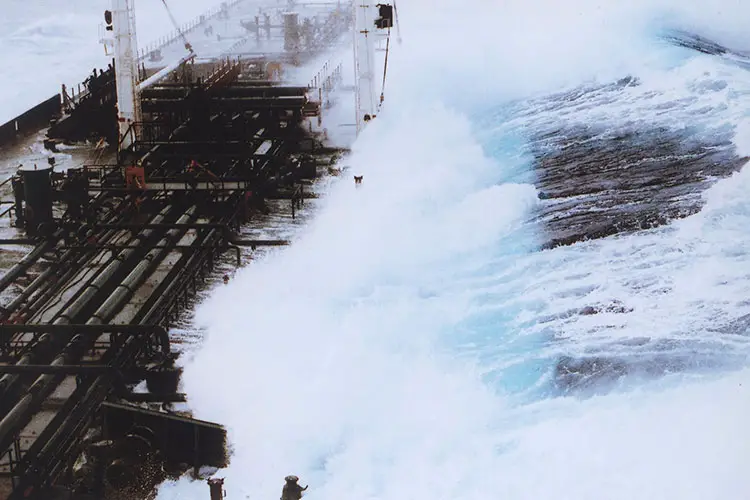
[0,228,131,399]
[1,227,121,321]
[12,228,122,321]
[0,207,195,454]
[139,226,219,322]
[15,208,200,475]
[0,206,174,404]
[0,238,57,293]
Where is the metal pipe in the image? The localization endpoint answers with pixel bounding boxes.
[0,240,54,293]
[0,239,36,245]
[25,205,237,484]
[0,365,116,375]
[0,206,190,450]
[14,232,117,326]
[13,210,201,477]
[1,266,62,322]
[139,228,219,323]
[90,206,196,323]
[0,323,167,334]
[141,86,309,98]
[57,244,243,265]
[0,325,169,354]
[18,361,109,495]
[1,228,117,321]
[58,242,277,250]
[14,229,120,319]
[57,206,173,323]
[136,53,196,92]
[0,228,129,396]
[94,222,234,239]
[0,208,172,402]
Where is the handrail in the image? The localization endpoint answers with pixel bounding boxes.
[62,69,116,114]
[307,61,344,105]
[137,0,247,62]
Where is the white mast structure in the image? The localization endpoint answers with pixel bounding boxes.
[110,0,142,153]
[102,0,195,156]
[353,1,393,135]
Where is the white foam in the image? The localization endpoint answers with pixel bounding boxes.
[157,1,750,497]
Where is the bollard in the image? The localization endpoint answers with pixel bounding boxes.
[207,477,225,500]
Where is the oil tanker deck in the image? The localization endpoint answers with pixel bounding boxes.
[0,1,353,498]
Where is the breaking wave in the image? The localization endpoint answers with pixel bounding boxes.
[5,0,750,498]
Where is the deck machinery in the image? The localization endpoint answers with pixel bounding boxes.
[0,1,351,498]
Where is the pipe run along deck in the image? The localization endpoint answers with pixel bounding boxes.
[0,2,352,498]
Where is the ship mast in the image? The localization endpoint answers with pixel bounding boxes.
[111,0,141,154]
[353,2,394,135]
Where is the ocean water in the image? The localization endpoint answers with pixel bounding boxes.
[157,0,750,498]
[2,0,750,499]
[0,0,220,124]
[158,1,750,498]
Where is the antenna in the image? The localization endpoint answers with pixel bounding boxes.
[392,0,402,44]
